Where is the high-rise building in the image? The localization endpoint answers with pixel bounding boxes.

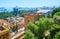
[13,7,19,16]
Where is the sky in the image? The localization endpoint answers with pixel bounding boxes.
[0,0,60,7]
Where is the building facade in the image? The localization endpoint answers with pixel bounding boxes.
[24,12,44,25]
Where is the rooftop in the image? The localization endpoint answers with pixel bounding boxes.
[0,26,9,36]
[0,26,5,31]
[25,12,43,16]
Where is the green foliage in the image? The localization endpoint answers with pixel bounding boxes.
[47,14,51,18]
[25,17,60,39]
[0,10,37,19]
[54,12,60,17]
[27,22,39,36]
[50,24,60,39]
[11,26,16,32]
[25,18,52,39]
[53,16,60,24]
[52,7,60,16]
[0,10,28,19]
[54,32,60,39]
[36,18,52,39]
[11,24,18,32]
[19,10,28,17]
[0,12,15,20]
[24,30,35,39]
[36,18,52,30]
[53,12,60,25]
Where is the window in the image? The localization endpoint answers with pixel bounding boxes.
[28,20,30,23]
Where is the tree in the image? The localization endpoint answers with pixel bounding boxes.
[47,14,51,18]
[54,31,60,39]
[0,12,15,20]
[27,22,39,36]
[25,18,52,39]
[35,18,52,39]
[52,7,60,16]
[49,24,60,39]
[53,12,60,17]
[53,12,60,24]
[24,30,35,39]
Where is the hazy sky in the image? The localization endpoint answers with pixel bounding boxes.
[0,0,60,7]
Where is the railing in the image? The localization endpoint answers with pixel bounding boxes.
[11,31,25,39]
[11,27,25,39]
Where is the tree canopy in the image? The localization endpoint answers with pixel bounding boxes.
[24,18,52,39]
[52,7,60,16]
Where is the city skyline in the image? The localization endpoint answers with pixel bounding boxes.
[0,0,60,7]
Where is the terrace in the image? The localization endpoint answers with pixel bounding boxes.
[0,26,11,39]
